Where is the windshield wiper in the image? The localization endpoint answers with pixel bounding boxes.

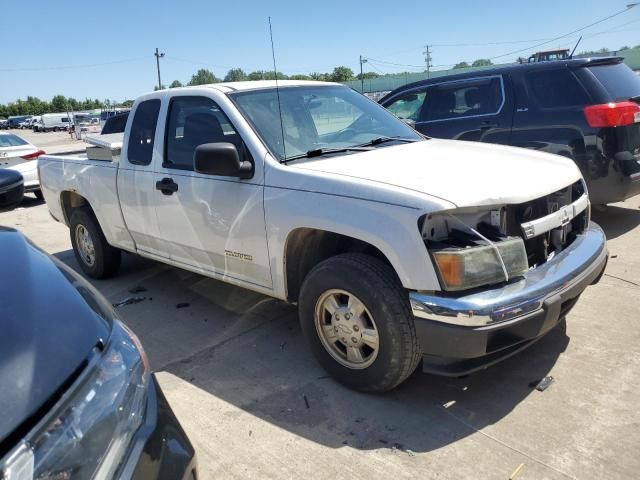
[358,136,421,147]
[282,146,372,163]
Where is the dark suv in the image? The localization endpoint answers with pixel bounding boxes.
[380,57,640,205]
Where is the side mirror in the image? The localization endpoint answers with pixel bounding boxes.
[194,142,253,179]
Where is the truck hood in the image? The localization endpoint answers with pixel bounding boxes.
[291,139,582,208]
[0,228,111,446]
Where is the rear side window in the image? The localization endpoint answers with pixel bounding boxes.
[526,69,590,108]
[127,99,161,166]
[0,134,29,147]
[588,63,640,101]
[420,76,503,122]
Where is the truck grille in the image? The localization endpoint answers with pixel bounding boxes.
[505,180,588,267]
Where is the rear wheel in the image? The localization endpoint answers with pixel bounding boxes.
[299,253,421,392]
[69,208,121,278]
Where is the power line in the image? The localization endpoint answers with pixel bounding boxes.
[487,5,638,61]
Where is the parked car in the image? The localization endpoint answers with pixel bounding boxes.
[0,227,197,479]
[7,115,31,129]
[380,57,640,205]
[0,132,45,199]
[39,80,607,392]
[0,119,8,130]
[0,169,24,210]
[17,117,33,129]
[101,111,130,134]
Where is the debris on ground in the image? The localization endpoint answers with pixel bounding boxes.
[113,296,146,308]
[176,302,190,309]
[509,463,525,479]
[530,376,554,391]
[610,255,618,259]
[378,439,388,444]
[443,400,456,408]
[128,286,147,293]
[249,430,252,437]
[406,449,415,457]
[303,395,310,409]
[280,341,287,350]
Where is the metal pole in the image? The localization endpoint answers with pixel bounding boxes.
[154,48,165,90]
[360,56,364,93]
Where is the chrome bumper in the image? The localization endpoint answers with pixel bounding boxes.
[410,223,608,327]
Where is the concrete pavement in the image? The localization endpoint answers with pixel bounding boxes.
[2,195,639,479]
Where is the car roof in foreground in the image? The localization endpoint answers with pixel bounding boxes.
[380,57,625,102]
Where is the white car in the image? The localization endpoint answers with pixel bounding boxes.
[0,132,45,199]
[38,81,607,391]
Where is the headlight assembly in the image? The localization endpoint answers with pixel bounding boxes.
[431,237,528,291]
[1,320,149,480]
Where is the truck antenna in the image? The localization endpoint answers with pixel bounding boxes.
[569,36,583,59]
[269,16,286,162]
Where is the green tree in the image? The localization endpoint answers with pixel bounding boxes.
[153,84,167,91]
[619,45,630,51]
[289,74,311,80]
[50,95,68,112]
[356,72,379,80]
[471,59,493,67]
[309,72,329,81]
[453,61,470,69]
[330,66,354,82]
[169,80,184,88]
[188,69,220,86]
[224,68,247,82]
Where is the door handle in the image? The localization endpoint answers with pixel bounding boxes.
[155,177,179,195]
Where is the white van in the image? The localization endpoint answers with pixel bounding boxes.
[35,113,72,132]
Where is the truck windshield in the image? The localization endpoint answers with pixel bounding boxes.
[230,85,422,161]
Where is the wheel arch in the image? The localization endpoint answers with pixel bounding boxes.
[283,227,401,302]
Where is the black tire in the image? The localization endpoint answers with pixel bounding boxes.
[69,208,121,279]
[33,189,44,201]
[298,253,421,392]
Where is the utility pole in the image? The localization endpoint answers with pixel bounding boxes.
[423,45,432,78]
[154,48,165,90]
[359,55,367,93]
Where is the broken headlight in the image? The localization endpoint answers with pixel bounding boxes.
[431,237,528,291]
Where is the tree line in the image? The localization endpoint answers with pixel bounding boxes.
[0,95,135,119]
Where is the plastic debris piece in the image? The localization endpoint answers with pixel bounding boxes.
[128,286,147,293]
[406,449,415,457]
[113,296,146,308]
[509,463,525,479]
[303,395,310,409]
[531,376,554,391]
[443,400,456,408]
[176,302,190,309]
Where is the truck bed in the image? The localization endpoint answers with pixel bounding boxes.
[38,152,135,251]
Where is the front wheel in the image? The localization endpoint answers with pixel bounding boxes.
[69,208,121,279]
[299,253,421,392]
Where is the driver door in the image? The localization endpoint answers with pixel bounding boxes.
[152,94,272,289]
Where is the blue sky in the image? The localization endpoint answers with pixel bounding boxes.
[1,0,639,103]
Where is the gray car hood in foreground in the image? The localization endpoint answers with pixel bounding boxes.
[0,228,111,447]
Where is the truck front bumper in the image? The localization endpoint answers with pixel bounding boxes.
[409,223,608,376]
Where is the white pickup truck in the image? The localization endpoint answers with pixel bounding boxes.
[39,80,608,391]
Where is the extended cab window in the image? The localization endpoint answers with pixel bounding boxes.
[420,76,503,122]
[164,96,242,170]
[127,99,161,166]
[526,69,590,108]
[386,91,426,120]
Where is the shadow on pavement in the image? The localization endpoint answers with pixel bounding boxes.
[55,249,568,454]
[592,204,640,240]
